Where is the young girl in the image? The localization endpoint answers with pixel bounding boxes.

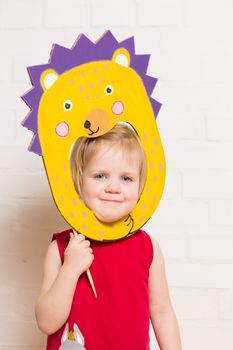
[35,123,182,350]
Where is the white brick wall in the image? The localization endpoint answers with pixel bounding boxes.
[0,0,233,349]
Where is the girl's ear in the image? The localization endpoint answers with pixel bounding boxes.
[112,48,130,67]
[40,69,59,91]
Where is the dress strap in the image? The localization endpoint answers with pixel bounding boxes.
[51,229,72,263]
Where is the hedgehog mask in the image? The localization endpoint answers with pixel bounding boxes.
[22,31,166,241]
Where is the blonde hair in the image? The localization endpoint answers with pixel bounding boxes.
[70,123,147,198]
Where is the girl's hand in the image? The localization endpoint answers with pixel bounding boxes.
[63,232,94,278]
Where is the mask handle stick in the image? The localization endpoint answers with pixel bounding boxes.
[72,230,97,298]
[86,269,97,298]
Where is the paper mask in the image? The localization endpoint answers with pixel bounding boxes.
[22,31,166,241]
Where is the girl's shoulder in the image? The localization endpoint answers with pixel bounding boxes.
[51,228,73,263]
[129,229,154,267]
[51,227,73,242]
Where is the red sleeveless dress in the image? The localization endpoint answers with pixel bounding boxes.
[46,229,153,350]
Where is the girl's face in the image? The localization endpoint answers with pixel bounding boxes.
[81,143,140,223]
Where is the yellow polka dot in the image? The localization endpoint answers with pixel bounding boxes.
[90,82,94,89]
[86,95,90,101]
[139,216,144,222]
[64,165,67,171]
[55,175,59,183]
[98,231,105,236]
[60,195,64,202]
[81,212,88,218]
[104,65,108,71]
[151,149,155,155]
[154,176,158,182]
[109,223,115,228]
[71,79,75,86]
[99,77,104,83]
[142,203,148,209]
[143,133,148,141]
[154,139,159,146]
[64,181,69,189]
[146,186,151,193]
[82,225,88,231]
[158,163,163,171]
[80,85,84,92]
[93,67,97,74]
[153,195,157,201]
[72,199,77,206]
[69,212,75,218]
[150,163,154,169]
[80,71,85,77]
[96,221,101,227]
[96,93,100,99]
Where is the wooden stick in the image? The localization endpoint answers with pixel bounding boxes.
[72,230,97,298]
[86,268,97,298]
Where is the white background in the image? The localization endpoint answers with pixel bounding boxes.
[0,0,233,349]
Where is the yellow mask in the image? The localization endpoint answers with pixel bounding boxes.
[22,31,166,241]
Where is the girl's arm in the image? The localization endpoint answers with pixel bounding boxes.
[149,239,182,350]
[35,233,93,335]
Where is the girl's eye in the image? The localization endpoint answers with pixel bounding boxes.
[63,100,73,111]
[122,176,133,182]
[94,174,106,180]
[105,85,113,95]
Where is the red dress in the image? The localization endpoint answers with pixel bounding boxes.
[46,228,153,350]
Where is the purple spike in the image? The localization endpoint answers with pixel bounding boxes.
[21,89,33,106]
[50,44,78,73]
[141,75,158,95]
[28,134,42,155]
[21,111,31,128]
[119,36,135,54]
[22,110,38,132]
[97,30,118,46]
[27,64,50,86]
[50,44,72,64]
[95,30,118,59]
[131,54,150,76]
[150,98,162,119]
[21,87,42,108]
[72,33,95,52]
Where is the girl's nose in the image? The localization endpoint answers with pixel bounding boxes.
[105,180,121,193]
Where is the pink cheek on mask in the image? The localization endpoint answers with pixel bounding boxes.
[112,101,124,115]
[55,122,69,137]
